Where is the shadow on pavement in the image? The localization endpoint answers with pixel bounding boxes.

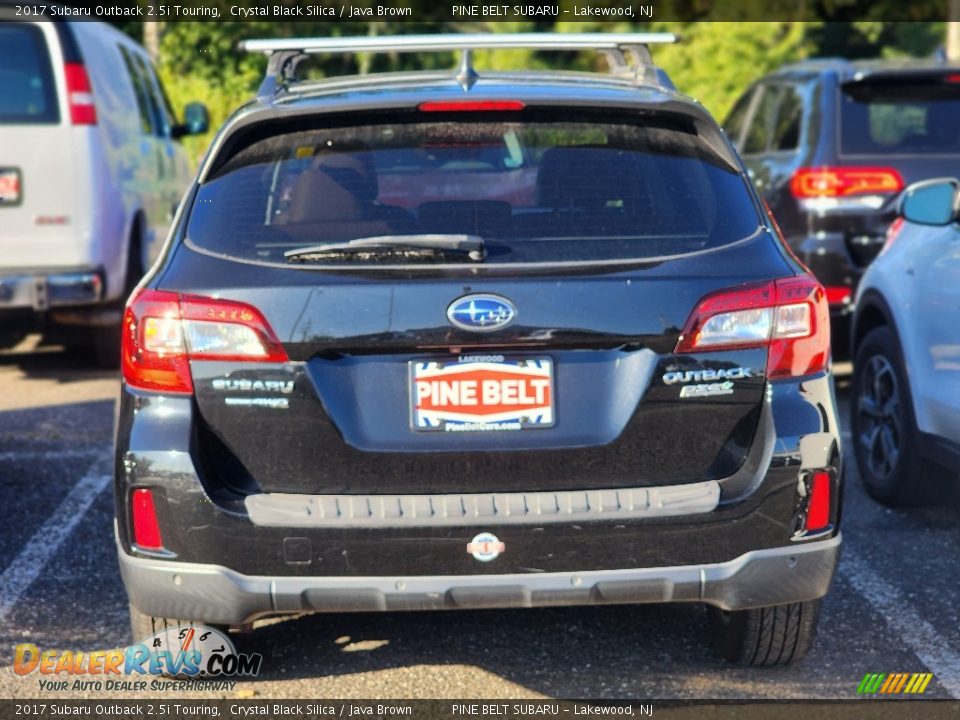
[0,342,118,384]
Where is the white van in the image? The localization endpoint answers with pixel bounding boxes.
[0,18,208,365]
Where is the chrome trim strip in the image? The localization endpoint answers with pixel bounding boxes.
[0,270,102,309]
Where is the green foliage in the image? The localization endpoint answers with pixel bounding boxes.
[132,20,947,165]
[651,22,813,118]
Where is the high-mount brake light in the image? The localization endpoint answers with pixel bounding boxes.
[121,289,288,394]
[64,62,97,126]
[418,100,526,112]
[790,167,904,199]
[676,277,830,379]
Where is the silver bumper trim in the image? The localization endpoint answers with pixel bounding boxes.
[0,270,102,310]
[245,480,721,528]
[118,534,841,626]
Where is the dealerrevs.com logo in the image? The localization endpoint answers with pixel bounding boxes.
[15,626,262,691]
[857,672,933,695]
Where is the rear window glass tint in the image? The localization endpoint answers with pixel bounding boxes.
[742,87,780,155]
[188,114,760,266]
[0,24,59,124]
[723,89,754,148]
[772,86,803,151]
[841,82,960,155]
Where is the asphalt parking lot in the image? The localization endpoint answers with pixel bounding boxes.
[0,338,958,701]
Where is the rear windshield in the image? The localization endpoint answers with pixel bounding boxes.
[188,113,760,266]
[841,80,960,155]
[0,24,59,125]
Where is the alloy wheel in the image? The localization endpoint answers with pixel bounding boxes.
[856,354,903,480]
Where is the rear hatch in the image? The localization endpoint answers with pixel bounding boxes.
[835,69,960,266]
[156,105,800,496]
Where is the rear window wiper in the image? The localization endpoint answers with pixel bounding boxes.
[284,234,486,262]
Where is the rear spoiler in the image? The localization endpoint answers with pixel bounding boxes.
[842,68,960,101]
[238,33,679,101]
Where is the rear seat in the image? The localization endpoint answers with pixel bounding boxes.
[278,149,414,240]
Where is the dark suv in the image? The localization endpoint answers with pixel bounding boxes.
[114,34,842,666]
[723,58,960,352]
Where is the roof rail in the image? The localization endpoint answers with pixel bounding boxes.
[239,33,678,101]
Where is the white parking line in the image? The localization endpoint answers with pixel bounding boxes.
[841,547,960,698]
[0,463,111,628]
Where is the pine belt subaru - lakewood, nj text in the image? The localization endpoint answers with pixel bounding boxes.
[113,34,843,666]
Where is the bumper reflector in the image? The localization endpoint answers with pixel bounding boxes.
[131,488,163,550]
[806,471,831,532]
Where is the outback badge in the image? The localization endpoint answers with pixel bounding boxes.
[467,532,505,562]
[447,294,516,332]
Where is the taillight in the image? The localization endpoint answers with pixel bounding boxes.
[824,286,853,306]
[418,100,526,112]
[64,62,97,126]
[804,470,832,533]
[121,289,288,394]
[790,167,903,199]
[131,488,163,550]
[675,277,830,379]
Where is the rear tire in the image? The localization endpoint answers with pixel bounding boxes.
[851,326,949,506]
[129,605,232,678]
[129,604,204,645]
[706,600,821,666]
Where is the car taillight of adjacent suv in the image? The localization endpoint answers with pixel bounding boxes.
[724,59,960,354]
[113,34,842,666]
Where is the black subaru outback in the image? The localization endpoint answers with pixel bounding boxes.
[724,58,960,353]
[114,33,842,666]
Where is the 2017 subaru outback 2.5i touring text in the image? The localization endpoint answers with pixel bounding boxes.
[114,34,842,666]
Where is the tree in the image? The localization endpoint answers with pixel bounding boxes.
[949,1,960,61]
[136,19,949,165]
[651,22,812,117]
[143,21,160,63]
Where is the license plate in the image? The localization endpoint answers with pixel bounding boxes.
[0,168,21,205]
[410,356,554,432]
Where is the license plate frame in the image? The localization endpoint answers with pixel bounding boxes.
[410,355,554,433]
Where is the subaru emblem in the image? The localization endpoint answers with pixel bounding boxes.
[447,294,517,332]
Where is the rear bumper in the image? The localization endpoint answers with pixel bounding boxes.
[0,268,103,310]
[118,533,841,626]
[114,373,843,579]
